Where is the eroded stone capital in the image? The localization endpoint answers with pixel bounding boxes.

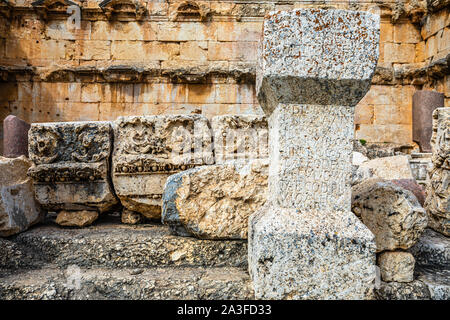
[256,8,380,114]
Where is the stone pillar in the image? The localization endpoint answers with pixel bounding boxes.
[248,8,380,299]
[412,91,444,152]
[3,115,30,158]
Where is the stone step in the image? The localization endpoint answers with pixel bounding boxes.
[415,266,450,300]
[0,215,247,270]
[409,228,450,269]
[0,265,253,300]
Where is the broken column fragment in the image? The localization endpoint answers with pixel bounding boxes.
[412,90,444,153]
[3,115,31,158]
[112,115,214,221]
[424,108,450,236]
[248,8,380,299]
[28,121,118,226]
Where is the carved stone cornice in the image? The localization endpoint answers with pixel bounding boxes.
[0,0,12,18]
[31,0,81,20]
[169,1,210,22]
[98,0,147,21]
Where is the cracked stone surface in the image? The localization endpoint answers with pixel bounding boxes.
[162,159,268,239]
[352,178,428,252]
[424,108,450,236]
[249,8,380,300]
[0,156,44,237]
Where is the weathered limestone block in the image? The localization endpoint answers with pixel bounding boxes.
[250,205,376,299]
[112,115,213,220]
[211,115,268,164]
[424,108,450,236]
[416,268,450,300]
[378,251,415,283]
[410,228,450,269]
[375,280,431,300]
[248,8,380,299]
[352,179,428,252]
[28,121,118,216]
[0,156,44,237]
[55,210,99,228]
[358,155,415,180]
[162,159,268,239]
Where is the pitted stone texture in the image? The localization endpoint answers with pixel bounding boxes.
[28,121,117,213]
[358,155,414,180]
[250,8,379,300]
[0,156,43,237]
[375,280,431,300]
[269,104,354,212]
[410,228,450,270]
[416,267,450,300]
[391,179,426,207]
[248,205,376,300]
[424,108,450,236]
[211,115,268,164]
[112,115,213,220]
[256,9,380,114]
[0,266,253,300]
[162,159,268,239]
[352,179,427,252]
[0,216,248,270]
[378,251,415,283]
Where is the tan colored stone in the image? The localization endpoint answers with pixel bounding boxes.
[208,42,257,61]
[180,41,207,61]
[211,115,267,164]
[217,21,261,42]
[355,103,374,125]
[187,84,215,103]
[352,178,428,252]
[358,155,414,180]
[378,251,415,283]
[380,22,393,42]
[75,40,111,60]
[112,115,214,220]
[0,156,44,237]
[393,23,421,44]
[121,209,142,225]
[162,159,268,239]
[55,210,98,227]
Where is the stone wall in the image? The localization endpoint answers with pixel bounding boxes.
[0,0,449,154]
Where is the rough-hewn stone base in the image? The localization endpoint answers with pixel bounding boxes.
[248,204,376,300]
[0,215,248,269]
[0,266,253,300]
